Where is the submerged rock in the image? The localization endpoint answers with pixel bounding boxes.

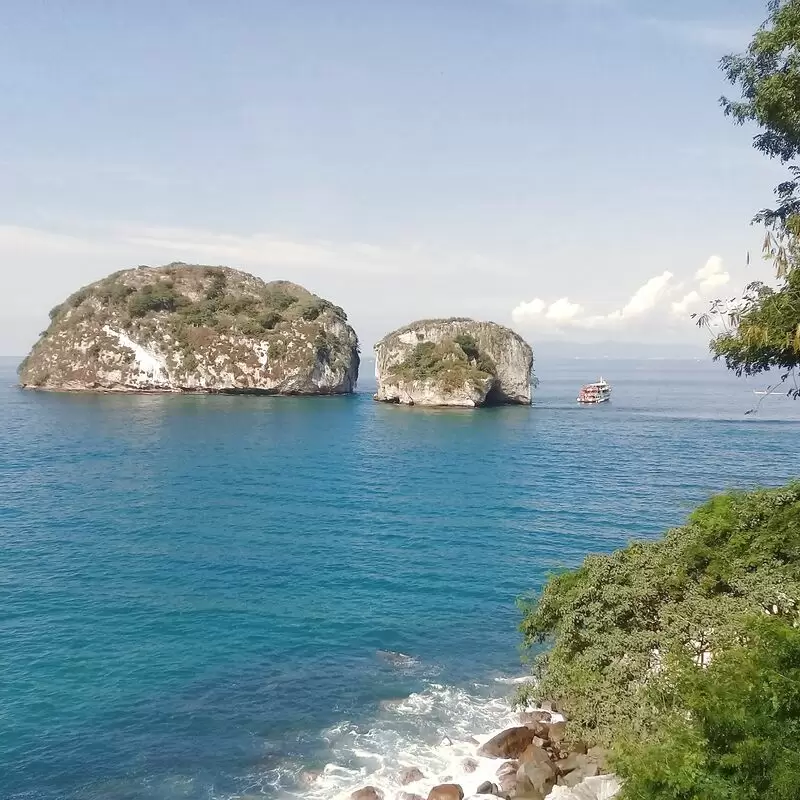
[374,318,533,408]
[19,263,359,394]
[399,766,425,785]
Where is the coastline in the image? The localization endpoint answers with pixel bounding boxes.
[265,674,612,800]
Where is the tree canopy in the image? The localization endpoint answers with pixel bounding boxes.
[705,0,800,393]
[518,483,800,744]
[613,616,800,800]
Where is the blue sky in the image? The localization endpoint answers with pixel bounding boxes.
[0,0,785,354]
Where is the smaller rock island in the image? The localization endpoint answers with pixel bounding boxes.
[19,263,360,395]
[374,318,534,407]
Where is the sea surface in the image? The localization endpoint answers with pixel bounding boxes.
[2,356,800,800]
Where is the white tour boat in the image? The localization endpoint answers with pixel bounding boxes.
[577,378,611,404]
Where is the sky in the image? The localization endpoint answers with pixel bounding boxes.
[0,0,788,356]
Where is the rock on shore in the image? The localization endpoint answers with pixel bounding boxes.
[18,263,360,394]
[349,709,618,800]
[374,318,534,407]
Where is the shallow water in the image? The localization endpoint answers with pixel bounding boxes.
[1,356,799,799]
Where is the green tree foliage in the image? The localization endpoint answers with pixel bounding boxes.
[721,0,800,163]
[708,269,800,392]
[704,0,800,392]
[518,484,800,744]
[614,616,800,800]
[204,268,227,300]
[128,283,187,317]
[389,336,497,390]
[454,333,480,361]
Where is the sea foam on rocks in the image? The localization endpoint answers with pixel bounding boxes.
[255,678,573,800]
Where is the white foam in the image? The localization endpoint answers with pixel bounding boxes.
[493,674,537,685]
[240,682,554,800]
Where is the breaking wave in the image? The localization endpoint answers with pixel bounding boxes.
[227,678,543,800]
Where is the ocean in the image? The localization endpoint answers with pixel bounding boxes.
[2,355,799,800]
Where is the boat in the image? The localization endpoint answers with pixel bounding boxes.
[577,378,611,404]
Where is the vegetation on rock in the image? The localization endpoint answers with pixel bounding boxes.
[374,319,533,407]
[388,333,496,392]
[19,263,358,393]
[517,483,800,797]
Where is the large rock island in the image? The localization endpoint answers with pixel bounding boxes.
[374,318,533,407]
[19,263,359,394]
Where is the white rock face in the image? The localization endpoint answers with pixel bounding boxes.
[374,318,533,408]
[549,775,622,800]
[19,264,359,395]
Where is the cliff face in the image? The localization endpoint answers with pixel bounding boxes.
[374,318,533,407]
[19,264,359,394]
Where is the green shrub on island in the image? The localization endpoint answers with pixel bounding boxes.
[128,282,187,317]
[517,483,800,746]
[388,333,496,390]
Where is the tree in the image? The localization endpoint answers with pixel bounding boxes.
[613,616,800,800]
[517,483,800,744]
[702,0,800,393]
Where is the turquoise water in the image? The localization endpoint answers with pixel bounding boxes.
[2,356,799,800]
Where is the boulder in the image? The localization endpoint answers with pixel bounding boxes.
[547,774,621,800]
[518,711,552,727]
[351,787,383,800]
[427,784,464,800]
[374,319,534,407]
[587,747,609,772]
[399,767,425,785]
[19,264,359,395]
[516,760,557,798]
[519,744,552,767]
[462,758,479,773]
[532,736,549,749]
[548,721,568,743]
[495,760,520,795]
[478,727,537,759]
[495,761,519,779]
[563,761,600,787]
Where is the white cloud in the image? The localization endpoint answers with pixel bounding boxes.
[671,290,701,316]
[620,271,674,316]
[546,297,583,322]
[512,257,729,332]
[695,255,730,290]
[0,224,112,256]
[512,296,584,325]
[511,298,546,323]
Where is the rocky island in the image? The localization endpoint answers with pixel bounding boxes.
[374,319,533,407]
[18,263,360,394]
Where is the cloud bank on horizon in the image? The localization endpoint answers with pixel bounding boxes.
[511,255,731,332]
